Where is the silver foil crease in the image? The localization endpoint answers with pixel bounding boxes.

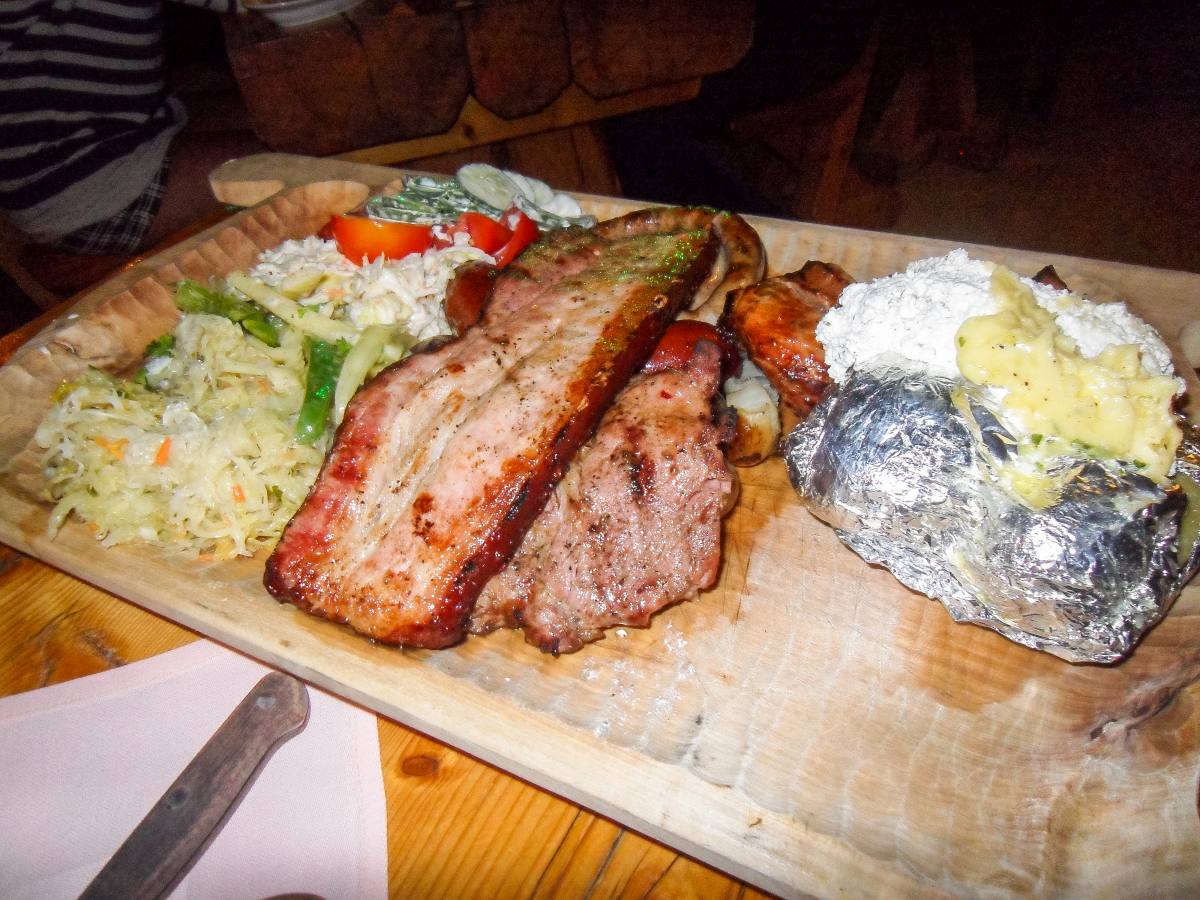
[783,365,1200,663]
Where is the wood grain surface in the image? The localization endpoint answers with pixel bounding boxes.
[563,0,754,99]
[3,158,1200,897]
[462,0,572,118]
[225,6,471,155]
[0,548,768,898]
[222,0,750,158]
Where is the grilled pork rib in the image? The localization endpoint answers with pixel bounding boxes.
[470,338,735,653]
[265,213,724,648]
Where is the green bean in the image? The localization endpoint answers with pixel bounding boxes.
[226,272,354,344]
[174,279,280,347]
[295,337,350,445]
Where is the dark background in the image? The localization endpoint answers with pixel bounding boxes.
[4,0,1197,331]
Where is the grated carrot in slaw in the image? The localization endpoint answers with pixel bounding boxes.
[34,235,474,559]
[94,436,128,460]
[36,315,324,559]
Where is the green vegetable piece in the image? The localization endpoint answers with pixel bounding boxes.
[144,333,175,358]
[457,163,519,211]
[174,279,280,347]
[241,315,280,346]
[1175,473,1200,563]
[333,324,390,426]
[135,334,176,385]
[295,337,350,445]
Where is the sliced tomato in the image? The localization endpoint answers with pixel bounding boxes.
[448,210,512,254]
[331,215,434,263]
[492,208,539,268]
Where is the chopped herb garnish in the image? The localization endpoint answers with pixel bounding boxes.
[135,333,176,386]
[144,334,175,359]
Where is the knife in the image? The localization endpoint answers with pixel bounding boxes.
[79,671,310,900]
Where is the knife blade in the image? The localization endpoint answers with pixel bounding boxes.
[79,670,310,900]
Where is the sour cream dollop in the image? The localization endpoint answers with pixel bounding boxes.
[816,248,1177,385]
[816,249,1184,494]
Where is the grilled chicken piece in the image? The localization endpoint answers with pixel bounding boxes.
[794,260,853,300]
[266,209,750,649]
[470,336,735,653]
[722,262,852,418]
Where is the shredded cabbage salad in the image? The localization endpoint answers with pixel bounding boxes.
[36,236,486,558]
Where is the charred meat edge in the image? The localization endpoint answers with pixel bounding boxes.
[265,210,732,648]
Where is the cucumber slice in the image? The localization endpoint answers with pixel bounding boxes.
[367,165,590,231]
[365,209,444,226]
[511,194,594,229]
[509,194,548,224]
[540,191,585,219]
[505,170,556,208]
[457,163,519,211]
[406,176,453,193]
[366,192,458,224]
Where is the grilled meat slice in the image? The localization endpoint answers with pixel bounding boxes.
[595,206,767,324]
[265,213,722,648]
[470,338,735,653]
[723,263,853,418]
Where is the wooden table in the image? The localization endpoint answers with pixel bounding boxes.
[7,164,1200,898]
[0,243,770,900]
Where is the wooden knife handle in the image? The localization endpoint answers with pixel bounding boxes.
[79,671,310,900]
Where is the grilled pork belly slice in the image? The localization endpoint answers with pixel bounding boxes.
[470,338,735,653]
[722,261,853,419]
[265,214,723,648]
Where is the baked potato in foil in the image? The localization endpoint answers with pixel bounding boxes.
[783,364,1200,662]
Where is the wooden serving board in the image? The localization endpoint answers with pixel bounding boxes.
[3,157,1200,898]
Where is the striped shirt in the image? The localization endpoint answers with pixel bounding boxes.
[0,0,237,243]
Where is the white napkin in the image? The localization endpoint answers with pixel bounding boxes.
[0,640,387,900]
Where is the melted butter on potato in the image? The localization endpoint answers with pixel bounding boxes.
[955,266,1181,502]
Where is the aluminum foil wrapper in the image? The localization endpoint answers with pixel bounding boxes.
[783,365,1200,663]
